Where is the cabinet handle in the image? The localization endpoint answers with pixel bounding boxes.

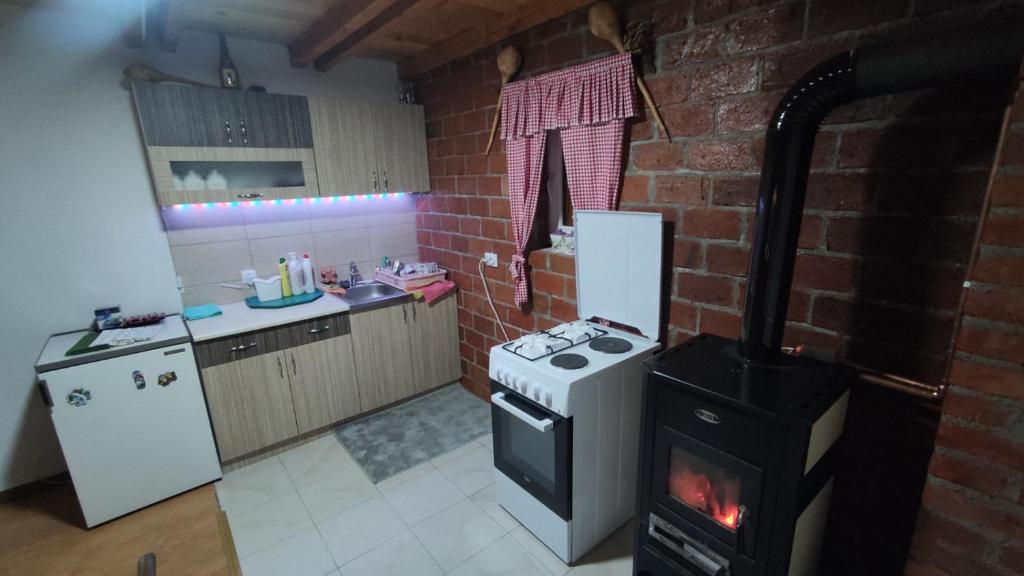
[224,118,233,145]
[372,171,378,192]
[277,356,284,378]
[230,342,257,353]
[236,193,264,199]
[402,305,408,324]
[291,354,297,376]
[308,325,330,335]
[412,304,416,321]
[240,119,248,145]
[383,169,389,192]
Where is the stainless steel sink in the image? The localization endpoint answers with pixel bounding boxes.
[337,281,408,309]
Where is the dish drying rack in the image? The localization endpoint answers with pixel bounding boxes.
[375,266,447,291]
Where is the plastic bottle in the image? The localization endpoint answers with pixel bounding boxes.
[278,258,292,297]
[302,254,315,294]
[287,252,303,295]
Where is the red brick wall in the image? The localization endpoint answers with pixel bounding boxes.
[905,68,1024,576]
[412,1,1021,573]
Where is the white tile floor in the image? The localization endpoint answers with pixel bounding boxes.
[217,434,634,576]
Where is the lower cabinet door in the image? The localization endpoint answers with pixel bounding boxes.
[285,335,362,434]
[201,352,298,461]
[410,295,461,393]
[350,305,417,412]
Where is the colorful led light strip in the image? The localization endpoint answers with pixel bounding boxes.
[171,192,406,210]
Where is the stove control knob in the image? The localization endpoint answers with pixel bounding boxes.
[533,388,541,402]
[544,390,553,407]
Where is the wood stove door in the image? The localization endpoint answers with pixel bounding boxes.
[652,425,763,558]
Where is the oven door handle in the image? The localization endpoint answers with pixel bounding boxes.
[491,392,554,433]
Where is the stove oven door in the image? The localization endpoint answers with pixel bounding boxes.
[490,380,572,520]
[651,425,763,560]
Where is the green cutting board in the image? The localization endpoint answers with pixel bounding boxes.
[245,289,323,309]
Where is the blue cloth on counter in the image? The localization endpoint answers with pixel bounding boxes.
[183,304,223,321]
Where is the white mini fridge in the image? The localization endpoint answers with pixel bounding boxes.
[35,315,221,527]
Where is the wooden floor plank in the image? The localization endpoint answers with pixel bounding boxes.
[0,482,232,576]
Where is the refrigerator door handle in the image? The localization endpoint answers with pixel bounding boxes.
[38,380,53,407]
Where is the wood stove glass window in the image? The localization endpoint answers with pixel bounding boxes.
[668,446,742,531]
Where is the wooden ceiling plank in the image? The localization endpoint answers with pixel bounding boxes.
[159,0,182,52]
[290,0,405,67]
[121,0,146,49]
[312,0,424,71]
[396,0,591,78]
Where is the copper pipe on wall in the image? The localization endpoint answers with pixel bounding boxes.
[781,347,947,401]
[847,363,947,401]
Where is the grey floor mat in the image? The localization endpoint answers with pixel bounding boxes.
[334,383,491,483]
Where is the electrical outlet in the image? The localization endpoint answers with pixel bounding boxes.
[483,252,498,267]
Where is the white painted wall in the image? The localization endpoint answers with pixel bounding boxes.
[0,4,399,491]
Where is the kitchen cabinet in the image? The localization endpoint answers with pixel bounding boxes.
[201,351,298,461]
[409,296,461,394]
[285,335,361,434]
[309,97,430,196]
[196,313,361,462]
[132,82,312,149]
[350,304,417,412]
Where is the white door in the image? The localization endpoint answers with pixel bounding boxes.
[43,343,221,527]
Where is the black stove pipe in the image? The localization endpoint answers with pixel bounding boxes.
[739,23,1024,364]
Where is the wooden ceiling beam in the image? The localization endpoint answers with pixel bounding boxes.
[121,0,147,49]
[159,0,183,52]
[311,0,423,71]
[396,0,592,78]
[290,0,410,68]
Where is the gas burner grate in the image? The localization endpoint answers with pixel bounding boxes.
[502,325,608,361]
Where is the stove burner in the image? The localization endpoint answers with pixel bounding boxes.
[550,353,589,370]
[589,337,633,354]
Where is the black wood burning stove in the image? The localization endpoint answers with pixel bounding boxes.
[632,24,1024,576]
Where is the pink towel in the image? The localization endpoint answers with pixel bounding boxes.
[415,280,457,304]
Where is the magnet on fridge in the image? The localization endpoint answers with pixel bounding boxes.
[67,388,91,407]
[158,371,177,387]
[133,370,146,390]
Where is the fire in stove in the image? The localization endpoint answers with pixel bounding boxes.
[668,447,741,530]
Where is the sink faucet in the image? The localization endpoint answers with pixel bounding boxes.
[349,261,363,286]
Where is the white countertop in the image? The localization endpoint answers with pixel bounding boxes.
[186,295,351,342]
[36,315,192,373]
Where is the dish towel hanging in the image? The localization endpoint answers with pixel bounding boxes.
[501,53,638,306]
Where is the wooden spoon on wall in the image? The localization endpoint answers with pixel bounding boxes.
[588,2,670,141]
[485,46,523,158]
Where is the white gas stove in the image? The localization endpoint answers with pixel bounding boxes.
[489,211,663,564]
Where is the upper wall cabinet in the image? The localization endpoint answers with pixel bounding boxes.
[309,97,429,196]
[131,83,318,204]
[132,83,313,149]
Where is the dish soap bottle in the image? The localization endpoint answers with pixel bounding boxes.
[287,252,303,295]
[302,254,315,294]
[279,257,292,297]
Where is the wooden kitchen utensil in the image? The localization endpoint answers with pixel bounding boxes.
[588,2,670,141]
[485,46,523,158]
[122,63,216,88]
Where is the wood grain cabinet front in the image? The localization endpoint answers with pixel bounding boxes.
[350,304,417,412]
[285,335,362,435]
[200,351,298,462]
[309,97,429,196]
[408,296,461,394]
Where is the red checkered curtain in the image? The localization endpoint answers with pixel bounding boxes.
[501,53,637,306]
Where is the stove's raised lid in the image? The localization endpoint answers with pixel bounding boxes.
[574,210,663,341]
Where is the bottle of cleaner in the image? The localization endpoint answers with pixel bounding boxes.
[287,252,303,295]
[278,257,292,297]
[302,254,315,294]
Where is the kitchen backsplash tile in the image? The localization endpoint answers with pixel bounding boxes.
[170,240,253,286]
[242,201,313,239]
[313,229,371,267]
[164,206,246,246]
[164,196,419,308]
[248,234,317,276]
